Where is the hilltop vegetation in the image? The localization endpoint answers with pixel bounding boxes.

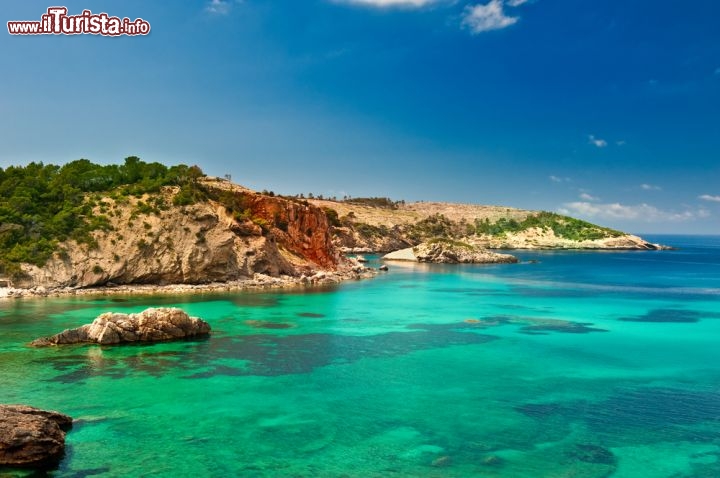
[0,157,205,277]
[307,197,648,252]
[472,212,623,241]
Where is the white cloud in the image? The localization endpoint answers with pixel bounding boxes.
[579,193,599,201]
[616,140,626,146]
[506,0,529,6]
[549,175,571,183]
[559,202,703,223]
[699,194,720,202]
[640,183,662,191]
[588,134,607,148]
[462,0,518,34]
[206,0,241,15]
[336,0,438,6]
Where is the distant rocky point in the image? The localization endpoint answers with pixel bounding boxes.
[30,307,210,346]
[383,240,519,264]
[0,405,72,469]
[308,198,668,253]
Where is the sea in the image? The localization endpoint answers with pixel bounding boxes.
[1,235,719,477]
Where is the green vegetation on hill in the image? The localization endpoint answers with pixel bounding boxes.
[474,212,624,241]
[406,214,467,242]
[0,157,204,277]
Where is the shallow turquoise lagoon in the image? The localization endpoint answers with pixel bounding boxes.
[1,235,719,477]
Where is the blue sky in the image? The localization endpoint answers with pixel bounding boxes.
[1,0,719,234]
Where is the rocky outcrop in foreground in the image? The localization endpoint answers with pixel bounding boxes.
[0,405,72,468]
[31,307,210,347]
[383,241,518,264]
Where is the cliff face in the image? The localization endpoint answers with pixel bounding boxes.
[14,180,343,289]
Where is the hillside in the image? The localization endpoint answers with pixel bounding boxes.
[0,159,664,293]
[0,159,353,291]
[308,198,663,252]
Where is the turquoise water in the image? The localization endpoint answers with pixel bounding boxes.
[1,235,719,477]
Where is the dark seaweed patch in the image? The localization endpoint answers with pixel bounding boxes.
[38,322,498,382]
[64,467,112,478]
[473,315,607,335]
[619,308,704,323]
[519,322,608,335]
[296,312,326,318]
[185,323,497,377]
[229,294,282,308]
[245,320,295,329]
[515,403,564,418]
[568,444,616,465]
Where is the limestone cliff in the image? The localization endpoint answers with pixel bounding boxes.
[13,179,344,289]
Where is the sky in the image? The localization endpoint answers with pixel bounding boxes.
[1,0,719,234]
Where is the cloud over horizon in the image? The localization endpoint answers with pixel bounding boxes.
[699,194,720,202]
[559,201,707,223]
[579,192,599,201]
[335,0,439,7]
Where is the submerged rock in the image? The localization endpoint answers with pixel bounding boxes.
[431,455,452,467]
[30,307,210,347]
[0,405,72,468]
[383,240,518,264]
[482,455,503,466]
[568,444,617,465]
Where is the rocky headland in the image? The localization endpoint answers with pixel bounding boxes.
[1,168,375,298]
[30,307,210,346]
[0,159,668,299]
[308,198,667,253]
[11,178,345,290]
[383,240,519,264]
[0,405,72,469]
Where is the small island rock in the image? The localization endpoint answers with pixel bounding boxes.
[383,240,518,264]
[31,307,210,347]
[0,405,72,468]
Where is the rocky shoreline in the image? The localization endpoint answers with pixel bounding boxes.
[383,240,519,264]
[0,405,72,469]
[0,269,376,301]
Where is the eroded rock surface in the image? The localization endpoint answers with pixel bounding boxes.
[383,241,518,264]
[31,307,210,346]
[0,405,72,468]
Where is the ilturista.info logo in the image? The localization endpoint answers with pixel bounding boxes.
[7,7,150,36]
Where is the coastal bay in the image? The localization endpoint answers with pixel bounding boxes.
[1,235,719,477]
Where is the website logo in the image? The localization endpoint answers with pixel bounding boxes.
[7,7,151,36]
